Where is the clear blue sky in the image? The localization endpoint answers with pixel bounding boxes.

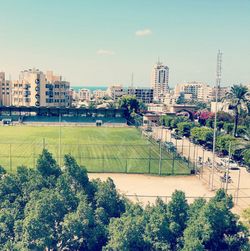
[0,0,249,87]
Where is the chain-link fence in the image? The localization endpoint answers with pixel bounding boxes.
[0,139,195,175]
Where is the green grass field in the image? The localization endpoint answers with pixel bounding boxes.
[0,126,190,175]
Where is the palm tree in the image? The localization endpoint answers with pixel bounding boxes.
[225,84,249,137]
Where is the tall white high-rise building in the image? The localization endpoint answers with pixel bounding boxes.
[151,62,169,101]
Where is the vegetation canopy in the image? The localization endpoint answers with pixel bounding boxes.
[0,150,249,250]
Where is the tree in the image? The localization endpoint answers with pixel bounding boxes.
[223,122,234,134]
[225,84,249,137]
[167,190,189,249]
[197,110,214,126]
[0,152,249,250]
[105,214,147,251]
[177,122,194,137]
[190,127,213,147]
[176,93,185,104]
[118,95,139,120]
[216,135,236,155]
[36,149,61,178]
[183,189,249,251]
[93,178,125,218]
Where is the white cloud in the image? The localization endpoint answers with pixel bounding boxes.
[135,29,152,36]
[96,49,115,55]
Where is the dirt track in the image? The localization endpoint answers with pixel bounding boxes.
[89,173,215,204]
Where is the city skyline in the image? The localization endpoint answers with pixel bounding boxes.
[0,0,250,87]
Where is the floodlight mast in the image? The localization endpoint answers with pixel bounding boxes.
[210,50,222,190]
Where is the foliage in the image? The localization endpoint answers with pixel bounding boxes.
[176,92,186,104]
[242,207,250,229]
[177,122,194,137]
[217,111,233,123]
[243,149,250,168]
[216,135,237,155]
[118,95,139,119]
[225,84,249,137]
[237,125,247,137]
[197,110,214,126]
[190,127,213,146]
[170,116,189,129]
[223,122,234,134]
[183,189,249,251]
[161,115,174,128]
[0,152,248,250]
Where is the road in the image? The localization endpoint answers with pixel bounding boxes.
[152,127,250,214]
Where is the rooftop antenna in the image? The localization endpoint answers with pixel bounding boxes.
[157,56,161,64]
[216,50,222,100]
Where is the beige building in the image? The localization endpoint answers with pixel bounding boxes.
[0,72,12,106]
[93,89,107,99]
[175,81,212,102]
[79,89,91,101]
[12,68,70,107]
[107,85,126,101]
[151,62,169,101]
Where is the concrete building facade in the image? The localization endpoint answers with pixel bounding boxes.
[79,89,91,102]
[0,72,12,106]
[12,68,71,107]
[151,62,169,101]
[107,85,126,101]
[127,87,153,103]
[175,81,212,102]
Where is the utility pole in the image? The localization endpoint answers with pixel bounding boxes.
[211,50,223,190]
[225,142,231,194]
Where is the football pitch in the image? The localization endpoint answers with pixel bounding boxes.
[0,126,190,175]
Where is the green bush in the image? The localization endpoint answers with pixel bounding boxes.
[243,149,250,168]
[237,125,247,136]
[177,122,194,137]
[216,135,236,155]
[223,123,234,134]
[190,127,213,146]
[170,116,189,129]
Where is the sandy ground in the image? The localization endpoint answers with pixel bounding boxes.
[152,127,250,214]
[88,128,250,216]
[89,173,215,205]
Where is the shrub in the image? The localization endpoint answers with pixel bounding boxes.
[177,122,194,137]
[223,123,234,134]
[216,135,236,155]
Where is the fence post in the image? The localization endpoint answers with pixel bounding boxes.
[33,143,36,167]
[158,142,162,175]
[102,144,105,172]
[9,143,12,172]
[43,138,45,149]
[78,142,81,166]
[188,141,191,169]
[148,144,151,174]
[125,145,128,173]
[172,152,175,175]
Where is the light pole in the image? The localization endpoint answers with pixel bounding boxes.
[59,112,62,166]
[236,168,241,204]
[225,142,232,194]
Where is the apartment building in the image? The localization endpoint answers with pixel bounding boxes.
[79,89,91,101]
[127,87,153,103]
[151,62,169,101]
[107,85,126,101]
[93,89,107,99]
[175,81,212,102]
[12,68,70,107]
[0,72,12,106]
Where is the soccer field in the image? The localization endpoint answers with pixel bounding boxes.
[0,126,190,175]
